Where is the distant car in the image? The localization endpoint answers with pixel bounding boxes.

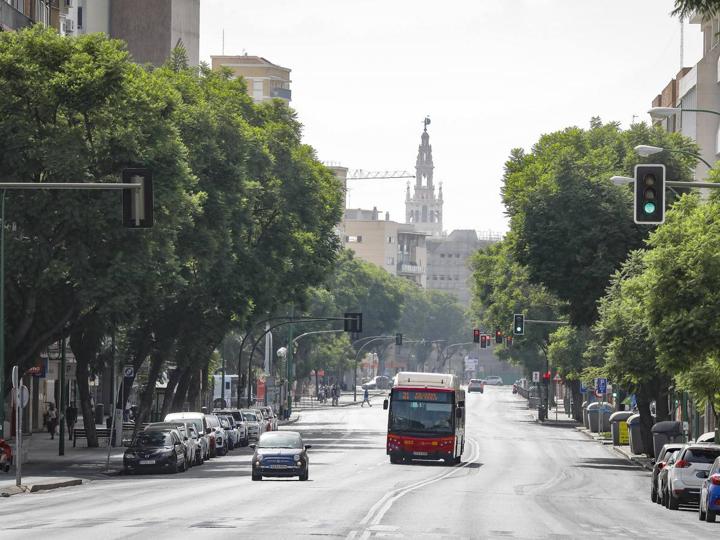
[651,443,685,503]
[205,414,227,456]
[214,409,249,446]
[362,376,391,390]
[164,412,210,461]
[124,429,187,474]
[665,443,720,509]
[218,415,239,450]
[259,406,278,431]
[484,376,503,386]
[700,455,720,522]
[241,409,264,441]
[251,431,311,481]
[468,379,484,393]
[658,450,681,507]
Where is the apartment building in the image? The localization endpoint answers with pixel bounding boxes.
[211,54,292,103]
[1,0,51,31]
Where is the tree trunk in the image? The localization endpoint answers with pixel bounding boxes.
[570,380,583,422]
[636,388,654,456]
[133,352,164,438]
[171,367,192,412]
[161,368,182,417]
[186,369,202,411]
[75,356,97,447]
[654,385,670,422]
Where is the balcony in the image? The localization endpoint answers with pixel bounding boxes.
[0,2,33,30]
[397,263,423,275]
[270,87,292,101]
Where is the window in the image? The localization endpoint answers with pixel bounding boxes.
[346,235,362,243]
[386,256,394,265]
[440,276,445,280]
[432,275,437,280]
[388,236,393,244]
[440,253,445,258]
[77,6,83,28]
[252,79,263,100]
[455,253,461,258]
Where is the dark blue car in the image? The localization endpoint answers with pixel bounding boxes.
[251,431,311,481]
[700,456,720,522]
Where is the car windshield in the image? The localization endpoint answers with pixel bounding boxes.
[686,448,720,463]
[242,412,258,421]
[134,431,172,447]
[258,433,302,448]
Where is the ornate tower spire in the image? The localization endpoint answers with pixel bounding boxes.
[405,117,443,236]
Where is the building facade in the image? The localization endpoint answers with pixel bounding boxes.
[1,0,50,31]
[651,14,720,179]
[211,55,292,103]
[340,208,427,287]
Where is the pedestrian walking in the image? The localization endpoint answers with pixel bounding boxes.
[362,387,372,407]
[46,403,58,439]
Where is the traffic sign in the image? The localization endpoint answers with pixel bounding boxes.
[596,378,607,394]
[123,366,134,378]
[532,371,540,383]
[553,373,562,382]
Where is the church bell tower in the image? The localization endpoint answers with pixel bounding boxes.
[406,117,443,236]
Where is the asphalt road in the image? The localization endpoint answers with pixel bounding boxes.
[0,388,717,539]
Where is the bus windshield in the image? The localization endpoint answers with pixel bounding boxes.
[389,390,453,434]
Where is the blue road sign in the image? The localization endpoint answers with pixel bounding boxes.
[596,378,607,394]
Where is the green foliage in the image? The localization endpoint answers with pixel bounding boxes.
[470,240,565,374]
[547,325,592,381]
[672,0,720,19]
[502,120,695,326]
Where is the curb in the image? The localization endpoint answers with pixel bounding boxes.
[1,478,83,497]
[576,426,654,471]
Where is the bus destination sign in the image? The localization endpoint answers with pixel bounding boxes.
[394,390,452,403]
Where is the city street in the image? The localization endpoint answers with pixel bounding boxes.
[0,388,717,539]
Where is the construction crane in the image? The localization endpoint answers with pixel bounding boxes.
[346,170,415,180]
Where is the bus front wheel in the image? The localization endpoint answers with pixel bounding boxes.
[390,455,402,464]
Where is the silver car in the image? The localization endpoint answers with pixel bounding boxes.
[240,409,265,441]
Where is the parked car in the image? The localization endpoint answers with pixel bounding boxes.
[468,379,484,393]
[123,429,187,474]
[251,431,311,481]
[259,406,278,431]
[484,376,503,386]
[144,422,196,467]
[241,409,265,441]
[164,412,210,461]
[205,413,227,456]
[697,431,718,443]
[651,443,685,503]
[214,409,249,446]
[699,455,720,522]
[218,415,239,450]
[659,450,681,507]
[665,443,720,510]
[362,376,391,390]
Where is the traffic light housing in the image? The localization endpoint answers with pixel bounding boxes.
[506,336,513,347]
[634,164,665,225]
[122,168,153,228]
[480,335,488,349]
[395,333,403,346]
[344,313,363,333]
[473,329,480,343]
[513,314,524,336]
[495,329,503,344]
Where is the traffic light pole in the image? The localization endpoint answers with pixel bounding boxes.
[352,336,394,401]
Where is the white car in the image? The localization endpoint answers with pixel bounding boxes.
[215,409,250,446]
[484,376,503,386]
[218,415,240,450]
[240,409,265,441]
[164,412,210,461]
[665,443,720,509]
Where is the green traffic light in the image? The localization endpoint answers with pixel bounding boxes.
[643,201,656,214]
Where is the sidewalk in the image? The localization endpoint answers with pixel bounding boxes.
[0,428,125,493]
[575,425,654,471]
[292,390,383,410]
[528,404,580,427]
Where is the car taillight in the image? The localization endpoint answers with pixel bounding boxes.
[710,474,720,486]
[674,459,690,468]
[657,462,665,469]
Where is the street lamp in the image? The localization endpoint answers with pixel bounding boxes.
[633,144,713,170]
[648,106,720,120]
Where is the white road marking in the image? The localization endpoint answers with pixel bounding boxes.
[346,437,480,540]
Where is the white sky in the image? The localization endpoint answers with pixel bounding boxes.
[199,0,702,234]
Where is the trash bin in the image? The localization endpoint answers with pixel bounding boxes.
[95,403,104,426]
[587,402,613,433]
[651,421,684,458]
[626,413,644,455]
[609,411,634,446]
[582,401,590,428]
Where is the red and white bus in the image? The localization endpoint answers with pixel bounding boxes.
[383,371,465,465]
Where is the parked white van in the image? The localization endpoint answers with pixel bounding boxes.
[165,412,210,461]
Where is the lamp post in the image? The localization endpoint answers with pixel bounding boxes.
[634,144,713,169]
